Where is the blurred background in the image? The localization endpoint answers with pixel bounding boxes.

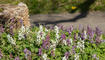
[0,0,105,32]
[0,0,105,14]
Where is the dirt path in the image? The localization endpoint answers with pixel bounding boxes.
[30,11,105,33]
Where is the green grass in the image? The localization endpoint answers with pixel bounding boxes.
[0,0,105,14]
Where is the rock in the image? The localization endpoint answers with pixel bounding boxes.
[0,2,30,28]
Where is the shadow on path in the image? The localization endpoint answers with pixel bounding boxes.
[33,0,96,26]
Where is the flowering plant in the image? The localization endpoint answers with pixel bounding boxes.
[0,25,105,60]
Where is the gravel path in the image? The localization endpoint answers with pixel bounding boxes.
[30,11,105,33]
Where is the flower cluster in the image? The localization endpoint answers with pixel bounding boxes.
[7,34,16,45]
[0,25,105,60]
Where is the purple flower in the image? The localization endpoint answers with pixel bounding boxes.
[93,54,96,58]
[23,48,31,59]
[20,19,23,25]
[42,34,51,49]
[0,50,3,59]
[38,48,42,56]
[10,18,15,22]
[72,46,76,54]
[95,27,102,36]
[46,34,50,41]
[58,25,64,30]
[42,40,50,49]
[24,48,28,54]
[51,50,55,57]
[95,36,101,44]
[28,50,31,55]
[9,25,14,36]
[87,26,94,39]
[81,33,85,40]
[66,39,70,46]
[64,52,69,59]
[61,34,66,40]
[14,56,20,60]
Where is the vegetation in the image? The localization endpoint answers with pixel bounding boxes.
[0,24,105,60]
[0,0,105,14]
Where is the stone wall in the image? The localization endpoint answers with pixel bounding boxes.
[0,2,30,28]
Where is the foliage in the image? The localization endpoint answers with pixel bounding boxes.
[0,0,105,14]
[0,25,105,60]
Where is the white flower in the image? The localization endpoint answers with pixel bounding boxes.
[62,56,67,60]
[54,26,59,43]
[84,30,87,39]
[74,54,79,60]
[42,53,47,60]
[7,34,16,45]
[39,25,43,32]
[41,31,46,40]
[45,28,49,32]
[63,40,67,45]
[20,25,25,33]
[37,31,41,43]
[18,25,30,40]
[36,25,46,44]
[18,32,25,40]
[77,40,85,51]
[50,40,56,49]
[70,38,73,45]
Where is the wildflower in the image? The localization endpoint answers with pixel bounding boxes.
[38,48,42,56]
[0,50,3,59]
[42,53,47,60]
[54,26,59,43]
[19,19,23,25]
[14,56,20,60]
[9,25,14,36]
[63,40,67,45]
[37,25,46,44]
[51,50,55,57]
[50,40,56,49]
[72,46,76,54]
[18,25,25,40]
[95,36,102,44]
[66,39,70,46]
[72,6,77,10]
[81,31,87,40]
[45,28,49,32]
[92,54,99,60]
[24,48,31,59]
[18,31,25,40]
[7,34,16,45]
[42,39,50,49]
[42,34,50,49]
[64,52,69,59]
[61,34,66,40]
[87,26,94,40]
[62,56,67,60]
[77,40,85,51]
[70,39,73,45]
[74,33,77,40]
[95,27,102,36]
[39,25,43,32]
[74,54,79,60]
